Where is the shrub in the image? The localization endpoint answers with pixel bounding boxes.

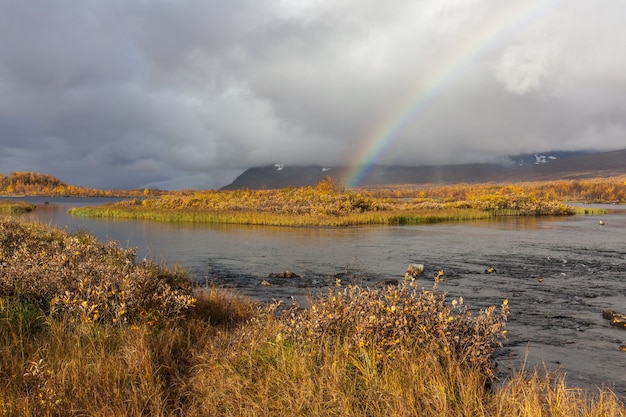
[276,279,510,379]
[0,218,195,325]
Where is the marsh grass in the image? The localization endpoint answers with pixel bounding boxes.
[1,218,624,416]
[0,200,35,215]
[69,179,574,227]
[70,206,493,226]
[574,207,608,215]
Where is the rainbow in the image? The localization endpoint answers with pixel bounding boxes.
[344,0,563,188]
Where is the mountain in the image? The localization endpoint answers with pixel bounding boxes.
[507,150,590,167]
[221,149,626,190]
[221,165,339,190]
[497,148,626,182]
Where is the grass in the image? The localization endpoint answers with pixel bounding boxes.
[70,205,494,226]
[0,200,36,214]
[69,179,577,227]
[1,217,624,416]
[573,207,608,215]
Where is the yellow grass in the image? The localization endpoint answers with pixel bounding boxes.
[0,200,35,214]
[69,178,577,227]
[1,218,624,416]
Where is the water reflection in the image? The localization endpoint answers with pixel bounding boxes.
[13,197,622,288]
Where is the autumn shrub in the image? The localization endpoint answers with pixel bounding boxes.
[0,217,195,325]
[135,179,383,217]
[1,218,623,415]
[471,188,575,215]
[73,179,578,227]
[276,279,510,380]
[372,176,626,204]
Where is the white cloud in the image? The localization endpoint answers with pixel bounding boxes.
[493,42,558,95]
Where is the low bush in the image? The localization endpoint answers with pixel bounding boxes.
[276,279,510,380]
[71,179,577,227]
[0,217,195,325]
[1,218,623,416]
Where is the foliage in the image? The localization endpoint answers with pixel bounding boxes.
[277,279,510,380]
[3,169,626,205]
[134,177,382,216]
[0,200,36,214]
[0,217,195,325]
[470,185,575,215]
[0,218,623,415]
[370,176,626,204]
[0,171,65,194]
[0,171,161,197]
[71,178,577,227]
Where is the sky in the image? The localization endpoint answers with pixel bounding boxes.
[1,0,625,190]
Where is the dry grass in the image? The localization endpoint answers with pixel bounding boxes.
[1,217,624,416]
[493,368,626,417]
[0,200,35,215]
[69,179,576,227]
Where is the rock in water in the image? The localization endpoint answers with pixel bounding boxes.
[268,271,300,278]
[602,310,626,329]
[405,263,424,280]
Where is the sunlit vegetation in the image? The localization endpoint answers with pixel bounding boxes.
[0,218,195,326]
[1,218,623,416]
[3,170,626,205]
[0,200,36,214]
[4,171,620,225]
[70,177,577,226]
[0,171,161,197]
[368,176,626,204]
[573,206,608,215]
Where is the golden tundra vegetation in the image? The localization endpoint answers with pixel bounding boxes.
[0,171,159,198]
[69,175,626,227]
[1,217,625,416]
[0,201,35,215]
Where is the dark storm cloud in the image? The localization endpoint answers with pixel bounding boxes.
[0,0,625,189]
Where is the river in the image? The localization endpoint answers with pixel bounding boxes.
[9,196,626,397]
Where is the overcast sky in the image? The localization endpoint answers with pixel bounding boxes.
[1,0,625,189]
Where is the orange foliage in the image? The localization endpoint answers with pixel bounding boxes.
[0,171,161,197]
[367,176,626,204]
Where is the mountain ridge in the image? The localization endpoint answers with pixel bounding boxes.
[222,149,626,190]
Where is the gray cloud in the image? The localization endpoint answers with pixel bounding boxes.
[1,0,625,189]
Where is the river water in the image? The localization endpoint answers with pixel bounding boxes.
[10,196,626,397]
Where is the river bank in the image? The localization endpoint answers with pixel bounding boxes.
[1,216,624,415]
[7,197,626,399]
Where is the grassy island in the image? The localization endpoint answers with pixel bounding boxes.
[1,217,624,415]
[0,200,36,214]
[69,178,580,227]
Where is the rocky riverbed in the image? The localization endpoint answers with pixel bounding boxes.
[204,225,626,399]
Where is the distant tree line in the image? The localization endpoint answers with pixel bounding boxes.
[2,170,625,203]
[370,177,626,204]
[0,171,156,197]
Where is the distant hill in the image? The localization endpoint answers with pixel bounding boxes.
[497,148,626,182]
[222,149,626,190]
[0,171,67,194]
[221,165,338,190]
[0,171,158,197]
